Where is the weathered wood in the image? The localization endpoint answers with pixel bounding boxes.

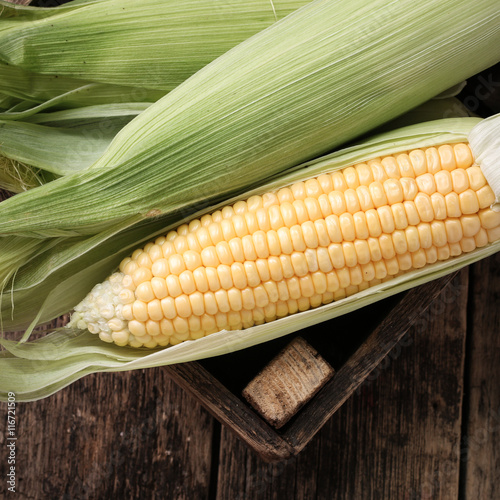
[312,270,469,500]
[215,426,300,500]
[463,252,500,500]
[0,369,215,499]
[242,337,335,429]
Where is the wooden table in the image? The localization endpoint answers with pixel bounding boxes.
[0,252,498,499]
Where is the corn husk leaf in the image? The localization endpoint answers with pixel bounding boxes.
[23,103,150,126]
[0,65,164,120]
[0,105,146,175]
[469,113,500,209]
[0,97,469,191]
[0,236,61,291]
[1,0,499,237]
[2,115,499,401]
[0,61,161,115]
[0,0,309,113]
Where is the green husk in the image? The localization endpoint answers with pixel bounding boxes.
[23,103,150,126]
[0,62,164,119]
[0,104,147,176]
[0,97,469,190]
[469,114,500,208]
[1,0,499,237]
[0,0,309,114]
[1,115,499,402]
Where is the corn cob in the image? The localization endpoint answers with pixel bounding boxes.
[68,142,500,348]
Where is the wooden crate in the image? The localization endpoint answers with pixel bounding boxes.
[165,272,457,461]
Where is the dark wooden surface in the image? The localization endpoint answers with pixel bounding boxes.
[0,253,498,499]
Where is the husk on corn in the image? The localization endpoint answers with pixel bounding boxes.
[1,114,499,402]
[0,104,147,179]
[1,0,499,237]
[0,0,309,115]
[0,96,472,194]
[0,61,164,118]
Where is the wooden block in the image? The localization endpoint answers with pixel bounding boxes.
[242,336,335,429]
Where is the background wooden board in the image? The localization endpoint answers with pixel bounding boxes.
[1,258,498,499]
[463,251,500,500]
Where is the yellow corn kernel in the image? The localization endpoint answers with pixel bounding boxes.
[416,173,437,195]
[479,208,500,230]
[409,149,427,176]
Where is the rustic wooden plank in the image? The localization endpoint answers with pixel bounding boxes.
[0,368,215,499]
[463,252,500,500]
[215,425,302,500]
[215,428,251,500]
[242,337,335,429]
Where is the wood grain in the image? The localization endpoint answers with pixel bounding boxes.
[0,369,215,499]
[165,362,295,462]
[314,269,469,500]
[463,252,500,500]
[242,337,335,429]
[214,270,470,500]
